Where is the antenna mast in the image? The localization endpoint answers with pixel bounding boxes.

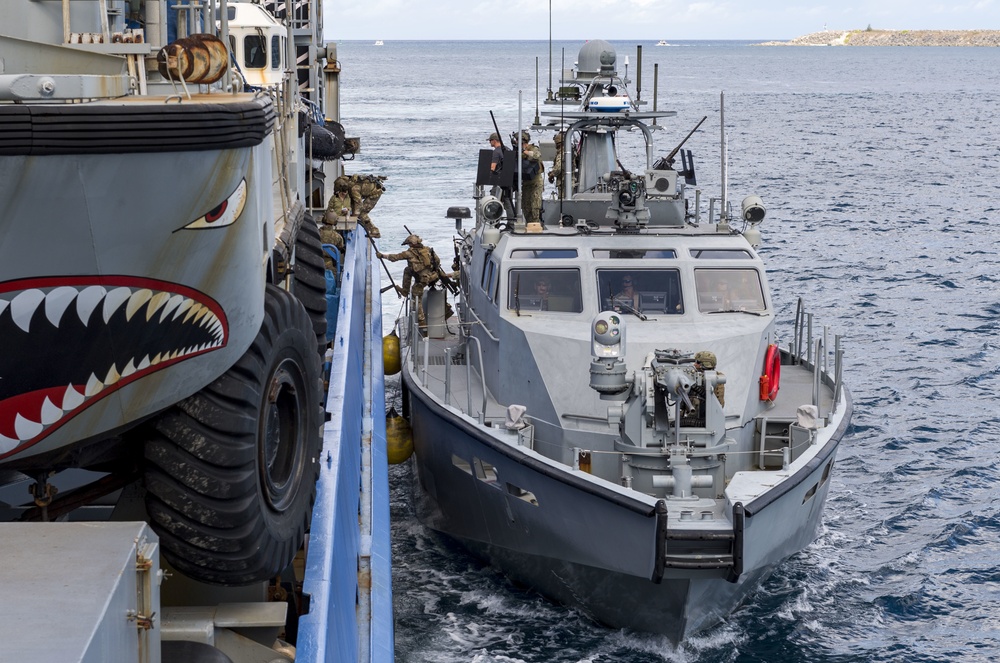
[547,0,554,101]
[720,91,729,227]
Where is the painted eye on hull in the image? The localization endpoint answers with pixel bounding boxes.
[183,179,248,229]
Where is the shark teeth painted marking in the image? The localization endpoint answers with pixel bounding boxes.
[0,433,17,454]
[125,288,153,321]
[11,290,45,333]
[102,287,132,324]
[104,363,121,386]
[0,282,229,455]
[146,292,171,322]
[159,293,185,322]
[85,373,104,397]
[183,303,203,324]
[44,286,78,327]
[40,397,62,425]
[14,414,44,441]
[62,384,86,411]
[172,298,194,321]
[76,285,107,326]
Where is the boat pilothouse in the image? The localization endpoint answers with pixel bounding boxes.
[401,39,851,641]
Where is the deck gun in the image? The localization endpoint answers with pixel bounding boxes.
[655,115,706,184]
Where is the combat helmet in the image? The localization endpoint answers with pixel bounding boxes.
[694,351,717,369]
[519,130,531,143]
[553,132,564,144]
[402,234,422,246]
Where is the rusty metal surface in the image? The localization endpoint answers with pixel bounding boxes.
[156,34,229,85]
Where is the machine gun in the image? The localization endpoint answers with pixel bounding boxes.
[490,111,510,154]
[655,115,707,173]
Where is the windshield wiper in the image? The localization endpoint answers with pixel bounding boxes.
[616,301,647,321]
[707,309,766,317]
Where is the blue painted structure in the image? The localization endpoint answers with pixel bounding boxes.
[323,244,342,343]
[298,230,394,662]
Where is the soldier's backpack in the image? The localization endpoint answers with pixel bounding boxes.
[520,156,540,181]
[415,246,436,271]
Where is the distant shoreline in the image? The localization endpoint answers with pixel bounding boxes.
[758,29,1000,47]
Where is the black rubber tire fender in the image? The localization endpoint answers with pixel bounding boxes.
[292,213,329,354]
[144,284,324,586]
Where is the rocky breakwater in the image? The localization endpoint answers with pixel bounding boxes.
[759,29,1000,47]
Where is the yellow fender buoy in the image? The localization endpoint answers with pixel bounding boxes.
[383,330,401,375]
[385,408,413,464]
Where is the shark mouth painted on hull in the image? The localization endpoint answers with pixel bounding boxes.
[0,276,229,459]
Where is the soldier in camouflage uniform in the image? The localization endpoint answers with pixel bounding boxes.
[318,218,344,271]
[679,350,725,427]
[519,130,544,224]
[547,131,566,199]
[694,350,725,407]
[332,173,386,238]
[377,234,440,326]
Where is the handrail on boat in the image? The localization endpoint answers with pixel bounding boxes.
[789,297,845,418]
[833,344,843,417]
[813,336,823,420]
[464,301,500,343]
[463,333,489,425]
[406,309,489,425]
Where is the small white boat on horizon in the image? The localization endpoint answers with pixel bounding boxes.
[374,40,384,46]
[656,39,670,46]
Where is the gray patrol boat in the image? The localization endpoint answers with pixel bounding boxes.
[399,40,852,640]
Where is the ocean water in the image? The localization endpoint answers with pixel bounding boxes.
[336,40,1000,662]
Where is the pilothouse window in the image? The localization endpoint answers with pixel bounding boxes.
[691,249,753,259]
[271,35,281,69]
[592,249,676,259]
[481,259,498,302]
[510,249,578,259]
[244,35,267,68]
[695,269,766,312]
[507,269,582,313]
[597,269,683,315]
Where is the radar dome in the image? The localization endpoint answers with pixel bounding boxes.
[577,40,616,77]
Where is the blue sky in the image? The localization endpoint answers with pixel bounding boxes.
[323,0,1000,41]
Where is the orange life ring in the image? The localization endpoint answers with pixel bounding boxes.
[759,344,781,401]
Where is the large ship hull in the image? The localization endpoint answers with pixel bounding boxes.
[0,0,394,658]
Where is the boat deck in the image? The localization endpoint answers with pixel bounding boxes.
[404,317,840,436]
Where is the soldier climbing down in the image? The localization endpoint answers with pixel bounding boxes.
[317,218,344,271]
[378,234,449,328]
[329,173,387,238]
